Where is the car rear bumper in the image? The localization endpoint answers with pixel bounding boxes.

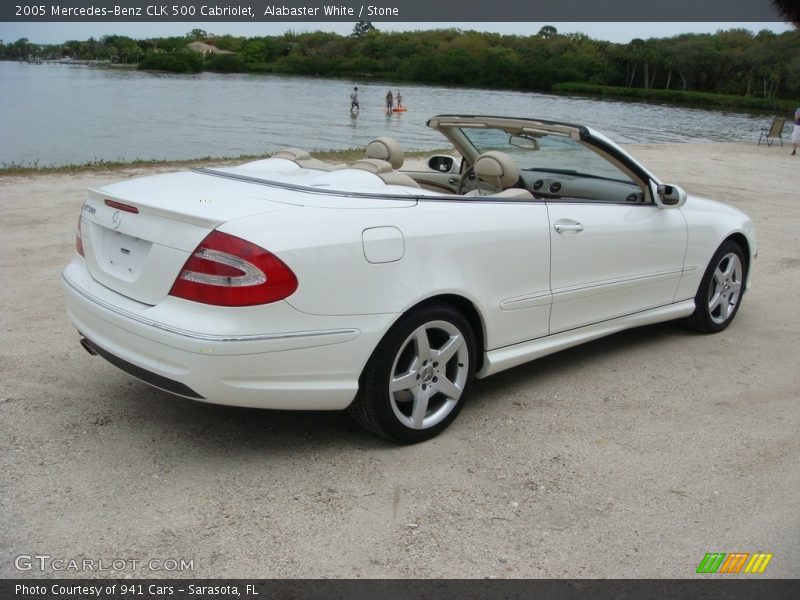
[62,257,395,410]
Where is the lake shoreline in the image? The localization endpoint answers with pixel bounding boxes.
[2,61,789,168]
[0,148,451,176]
[552,83,796,114]
[0,141,779,179]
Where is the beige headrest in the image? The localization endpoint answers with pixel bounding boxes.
[366,137,404,169]
[273,148,311,161]
[474,151,520,188]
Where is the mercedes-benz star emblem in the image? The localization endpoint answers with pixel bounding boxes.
[111,210,122,230]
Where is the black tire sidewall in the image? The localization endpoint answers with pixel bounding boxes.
[365,303,477,443]
[692,240,747,333]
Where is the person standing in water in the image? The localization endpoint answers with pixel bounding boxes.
[792,106,800,156]
[350,86,359,114]
[395,91,403,108]
[385,90,393,112]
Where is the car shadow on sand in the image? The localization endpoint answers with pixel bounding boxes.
[466,320,692,407]
[95,320,696,456]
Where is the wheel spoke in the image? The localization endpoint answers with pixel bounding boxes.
[719,297,731,321]
[434,334,464,364]
[708,290,723,312]
[434,376,462,400]
[411,387,431,429]
[721,258,736,279]
[713,267,725,286]
[414,328,432,362]
[728,281,742,295]
[390,370,418,393]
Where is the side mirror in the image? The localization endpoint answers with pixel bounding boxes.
[427,155,456,173]
[656,183,687,208]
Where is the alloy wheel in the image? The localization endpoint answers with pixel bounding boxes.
[388,320,469,430]
[707,252,743,325]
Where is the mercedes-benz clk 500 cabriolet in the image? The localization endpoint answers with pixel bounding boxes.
[63,115,756,442]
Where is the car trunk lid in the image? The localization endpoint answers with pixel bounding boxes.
[80,169,417,306]
[80,171,297,305]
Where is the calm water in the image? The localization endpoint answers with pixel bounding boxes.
[0,61,779,168]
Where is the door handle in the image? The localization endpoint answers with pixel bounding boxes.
[448,177,458,185]
[554,220,584,234]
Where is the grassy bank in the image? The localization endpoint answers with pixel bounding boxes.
[552,83,798,113]
[0,148,447,176]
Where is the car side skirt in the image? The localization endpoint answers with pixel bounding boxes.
[477,299,696,378]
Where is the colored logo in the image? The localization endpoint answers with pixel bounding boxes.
[696,552,773,574]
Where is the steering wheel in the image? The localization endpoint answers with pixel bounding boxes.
[457,165,504,196]
[456,164,476,195]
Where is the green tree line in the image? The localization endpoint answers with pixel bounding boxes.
[2,25,798,103]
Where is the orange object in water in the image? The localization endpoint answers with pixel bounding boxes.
[393,106,407,112]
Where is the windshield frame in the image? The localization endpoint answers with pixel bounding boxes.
[428,114,657,202]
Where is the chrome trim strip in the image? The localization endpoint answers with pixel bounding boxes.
[62,273,358,343]
[551,268,684,302]
[500,290,552,310]
[194,167,420,202]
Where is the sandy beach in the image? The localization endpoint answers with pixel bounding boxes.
[1,141,799,578]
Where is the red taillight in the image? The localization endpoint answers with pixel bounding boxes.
[169,231,298,307]
[105,199,139,213]
[76,215,85,257]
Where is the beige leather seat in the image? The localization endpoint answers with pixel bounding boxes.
[465,151,533,199]
[272,148,332,171]
[353,137,420,188]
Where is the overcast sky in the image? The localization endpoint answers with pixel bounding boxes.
[0,21,794,45]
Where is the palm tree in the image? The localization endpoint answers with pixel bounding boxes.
[773,0,799,27]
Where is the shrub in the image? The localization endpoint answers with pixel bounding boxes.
[552,83,797,112]
[138,51,203,73]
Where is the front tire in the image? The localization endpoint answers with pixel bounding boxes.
[349,303,477,443]
[688,240,747,333]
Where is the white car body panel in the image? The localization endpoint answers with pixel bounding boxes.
[63,257,391,409]
[673,195,756,300]
[62,115,757,417]
[242,200,553,349]
[478,300,696,377]
[547,202,687,332]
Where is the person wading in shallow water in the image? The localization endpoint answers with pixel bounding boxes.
[792,106,800,156]
[385,90,393,112]
[350,86,359,114]
[395,91,403,108]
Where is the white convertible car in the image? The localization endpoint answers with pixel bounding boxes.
[63,115,756,442]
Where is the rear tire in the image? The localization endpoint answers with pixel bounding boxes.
[688,240,747,333]
[348,302,477,443]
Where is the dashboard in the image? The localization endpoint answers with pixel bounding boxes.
[520,170,646,204]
